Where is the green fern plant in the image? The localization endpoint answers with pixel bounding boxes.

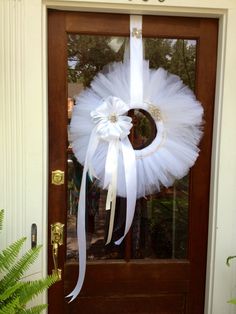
[0,209,57,313]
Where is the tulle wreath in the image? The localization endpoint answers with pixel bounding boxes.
[70,60,203,199]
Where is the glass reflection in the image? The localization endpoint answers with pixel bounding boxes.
[132,178,189,259]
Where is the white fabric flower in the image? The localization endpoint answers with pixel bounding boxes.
[91,96,132,141]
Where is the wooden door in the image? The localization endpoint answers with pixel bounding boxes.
[48,10,218,314]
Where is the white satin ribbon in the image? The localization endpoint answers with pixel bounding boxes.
[67,96,132,301]
[68,15,143,302]
[66,128,98,302]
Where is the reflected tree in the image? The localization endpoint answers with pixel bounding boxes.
[68,35,196,90]
[68,35,125,87]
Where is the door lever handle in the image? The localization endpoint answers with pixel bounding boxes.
[51,222,64,281]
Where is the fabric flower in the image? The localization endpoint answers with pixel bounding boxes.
[91,96,132,141]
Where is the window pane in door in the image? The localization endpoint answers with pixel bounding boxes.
[66,34,196,261]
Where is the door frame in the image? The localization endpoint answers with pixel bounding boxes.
[49,8,219,312]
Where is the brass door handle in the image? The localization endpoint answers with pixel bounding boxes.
[51,222,64,280]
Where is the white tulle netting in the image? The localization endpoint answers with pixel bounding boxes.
[70,61,203,199]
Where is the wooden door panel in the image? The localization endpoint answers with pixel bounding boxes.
[67,295,186,314]
[48,10,218,314]
[64,262,189,312]
[65,262,189,295]
[65,12,129,35]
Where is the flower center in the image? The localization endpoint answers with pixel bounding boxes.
[109,113,118,123]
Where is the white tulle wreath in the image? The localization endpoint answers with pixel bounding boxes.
[70,60,203,199]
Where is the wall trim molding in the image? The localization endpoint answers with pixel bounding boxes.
[1,0,236,312]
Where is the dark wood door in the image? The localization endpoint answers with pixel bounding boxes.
[48,10,218,314]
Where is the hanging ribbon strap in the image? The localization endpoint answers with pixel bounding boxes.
[66,127,99,302]
[130,15,143,105]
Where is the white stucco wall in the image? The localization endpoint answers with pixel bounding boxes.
[1,0,236,313]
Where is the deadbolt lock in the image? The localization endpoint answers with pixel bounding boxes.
[52,170,64,185]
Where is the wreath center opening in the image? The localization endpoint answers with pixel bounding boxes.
[128,109,157,150]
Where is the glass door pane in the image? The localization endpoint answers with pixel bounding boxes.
[66,34,196,262]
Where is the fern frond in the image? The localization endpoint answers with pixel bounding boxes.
[0,245,42,291]
[0,210,3,231]
[226,255,236,266]
[19,275,57,306]
[0,237,27,272]
[19,304,48,314]
[0,214,55,311]
[0,296,20,314]
[0,282,24,302]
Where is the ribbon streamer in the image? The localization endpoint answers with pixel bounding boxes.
[66,128,98,302]
[104,140,119,244]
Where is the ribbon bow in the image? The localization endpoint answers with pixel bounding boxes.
[91,96,134,244]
